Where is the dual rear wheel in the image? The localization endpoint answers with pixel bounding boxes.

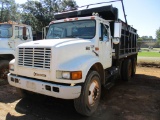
[121,58,137,81]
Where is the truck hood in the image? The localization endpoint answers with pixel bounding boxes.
[18,38,91,48]
[15,38,93,82]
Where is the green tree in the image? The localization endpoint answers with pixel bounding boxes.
[156,27,160,45]
[0,0,20,22]
[149,36,153,39]
[21,0,77,32]
[20,1,45,31]
[141,36,149,39]
[137,37,143,49]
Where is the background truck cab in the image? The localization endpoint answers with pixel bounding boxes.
[0,21,33,82]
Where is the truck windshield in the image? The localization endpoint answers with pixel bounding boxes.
[46,20,96,39]
[0,24,12,38]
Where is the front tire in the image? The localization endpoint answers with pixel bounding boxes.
[74,71,101,116]
[0,60,9,84]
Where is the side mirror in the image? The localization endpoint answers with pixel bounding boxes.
[114,22,122,38]
[113,22,122,44]
[23,27,28,40]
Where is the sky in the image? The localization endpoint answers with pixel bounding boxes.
[15,0,160,39]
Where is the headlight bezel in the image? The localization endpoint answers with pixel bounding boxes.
[57,71,82,80]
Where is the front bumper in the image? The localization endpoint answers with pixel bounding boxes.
[8,73,81,99]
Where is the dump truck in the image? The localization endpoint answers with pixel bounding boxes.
[0,21,33,82]
[8,5,138,116]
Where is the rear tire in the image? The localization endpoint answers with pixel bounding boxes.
[121,59,132,81]
[0,60,9,84]
[74,71,101,116]
[131,58,137,77]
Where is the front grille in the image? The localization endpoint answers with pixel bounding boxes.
[18,47,51,69]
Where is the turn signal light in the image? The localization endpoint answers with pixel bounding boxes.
[71,71,82,80]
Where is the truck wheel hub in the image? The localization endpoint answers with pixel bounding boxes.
[88,80,100,106]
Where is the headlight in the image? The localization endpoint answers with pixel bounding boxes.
[9,64,14,71]
[9,59,15,71]
[57,71,82,80]
[62,72,70,79]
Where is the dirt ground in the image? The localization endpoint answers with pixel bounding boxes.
[0,66,160,120]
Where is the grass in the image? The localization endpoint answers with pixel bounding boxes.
[138,51,160,57]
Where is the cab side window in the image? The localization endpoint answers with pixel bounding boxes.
[15,26,22,39]
[15,26,30,39]
[101,23,109,42]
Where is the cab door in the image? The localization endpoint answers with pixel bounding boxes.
[98,22,112,69]
[14,26,32,47]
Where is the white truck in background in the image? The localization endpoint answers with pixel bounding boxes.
[0,21,33,82]
[8,5,138,116]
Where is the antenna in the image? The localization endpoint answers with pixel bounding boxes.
[77,0,121,9]
[120,0,129,31]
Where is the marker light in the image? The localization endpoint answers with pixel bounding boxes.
[71,71,82,80]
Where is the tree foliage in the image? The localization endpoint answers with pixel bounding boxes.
[0,0,77,32]
[21,0,77,31]
[149,36,153,39]
[141,36,153,39]
[0,0,20,22]
[156,27,160,44]
[137,37,143,48]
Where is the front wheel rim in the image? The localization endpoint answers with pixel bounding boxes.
[88,79,100,106]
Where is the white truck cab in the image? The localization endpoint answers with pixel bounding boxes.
[0,21,33,81]
[8,5,137,116]
[8,16,109,94]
